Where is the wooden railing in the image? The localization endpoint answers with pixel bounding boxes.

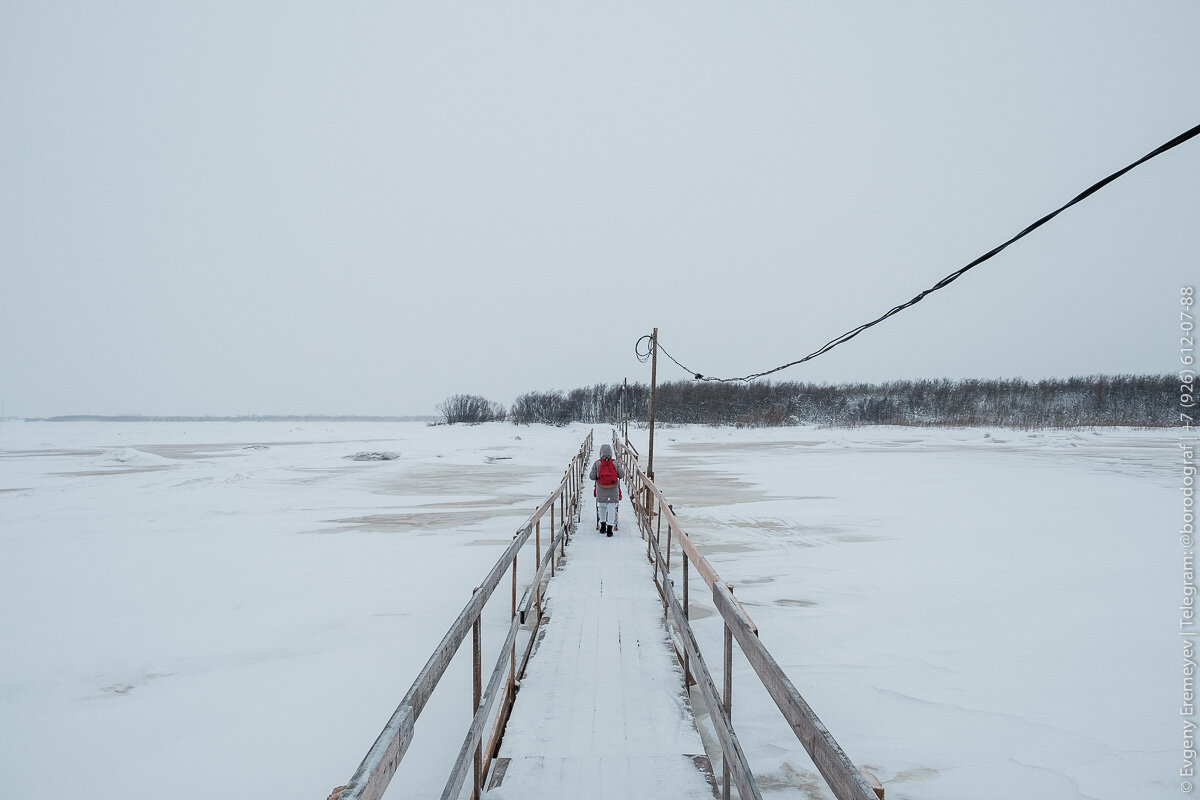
[613,431,883,800]
[328,431,594,800]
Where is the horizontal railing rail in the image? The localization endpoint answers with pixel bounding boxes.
[614,431,881,800]
[329,430,594,800]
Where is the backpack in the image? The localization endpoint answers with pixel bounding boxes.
[597,457,619,486]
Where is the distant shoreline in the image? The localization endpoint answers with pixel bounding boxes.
[22,415,439,423]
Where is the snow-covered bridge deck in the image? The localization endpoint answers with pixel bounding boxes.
[483,495,715,799]
[330,431,879,800]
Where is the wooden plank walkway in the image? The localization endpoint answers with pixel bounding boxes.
[484,496,715,799]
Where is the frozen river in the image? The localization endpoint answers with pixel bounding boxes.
[0,420,1181,799]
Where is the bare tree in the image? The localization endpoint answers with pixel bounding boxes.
[437,394,507,425]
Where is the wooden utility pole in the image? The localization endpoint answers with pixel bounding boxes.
[646,328,658,480]
[621,377,627,438]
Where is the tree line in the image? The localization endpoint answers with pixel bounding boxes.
[438,374,1178,428]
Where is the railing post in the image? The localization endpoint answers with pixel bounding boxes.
[665,505,673,573]
[646,492,654,564]
[644,487,651,540]
[656,502,663,564]
[650,494,660,589]
[723,612,733,800]
[508,543,518,754]
[535,516,544,616]
[550,503,555,574]
[643,486,652,536]
[683,556,691,686]
[472,589,482,800]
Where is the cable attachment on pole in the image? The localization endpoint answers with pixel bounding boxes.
[635,335,654,364]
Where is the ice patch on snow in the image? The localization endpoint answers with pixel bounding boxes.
[345,451,399,461]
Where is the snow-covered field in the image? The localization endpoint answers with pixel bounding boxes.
[650,425,1179,799]
[0,420,1180,799]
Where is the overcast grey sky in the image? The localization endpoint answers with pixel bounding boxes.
[2,2,1197,417]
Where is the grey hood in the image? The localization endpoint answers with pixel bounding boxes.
[599,443,613,459]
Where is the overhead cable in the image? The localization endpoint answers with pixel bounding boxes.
[639,122,1200,382]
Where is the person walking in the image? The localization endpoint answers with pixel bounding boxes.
[589,443,625,537]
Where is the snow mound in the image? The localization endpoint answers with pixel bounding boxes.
[104,448,175,466]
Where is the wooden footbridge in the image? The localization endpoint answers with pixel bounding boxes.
[326,430,883,800]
